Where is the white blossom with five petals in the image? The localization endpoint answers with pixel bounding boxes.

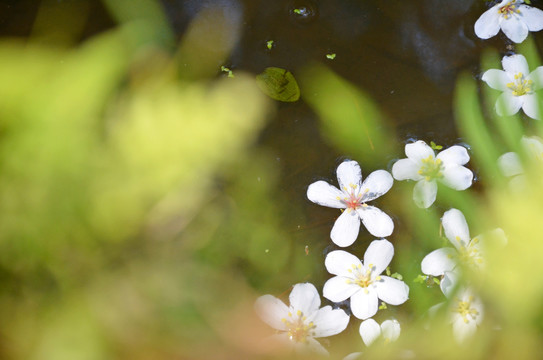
[440,272,484,343]
[323,239,409,320]
[254,282,350,355]
[307,160,394,247]
[474,0,543,43]
[482,54,543,120]
[392,141,473,208]
[498,135,543,188]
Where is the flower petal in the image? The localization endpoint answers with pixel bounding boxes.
[392,158,423,181]
[421,247,457,276]
[325,250,362,277]
[343,352,364,360]
[440,164,473,190]
[405,140,435,162]
[357,206,394,237]
[521,93,541,120]
[254,295,289,331]
[331,210,361,247]
[497,152,523,177]
[359,318,381,346]
[500,15,528,43]
[495,91,523,116]
[481,69,512,91]
[440,271,459,298]
[519,5,543,31]
[364,239,394,276]
[375,276,409,305]
[502,54,530,75]
[323,276,360,303]
[381,319,401,342]
[529,66,543,90]
[474,6,501,39]
[350,287,379,319]
[303,337,329,355]
[312,306,350,337]
[413,179,437,208]
[360,170,393,202]
[289,283,321,315]
[436,145,470,166]
[307,181,346,209]
[522,136,543,158]
[442,208,471,248]
[452,314,477,343]
[337,160,362,192]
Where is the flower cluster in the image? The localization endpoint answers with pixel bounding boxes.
[253,1,543,355]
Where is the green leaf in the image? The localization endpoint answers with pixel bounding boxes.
[256,67,300,102]
[430,141,442,150]
[326,53,336,60]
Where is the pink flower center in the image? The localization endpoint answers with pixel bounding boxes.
[341,184,369,211]
[499,2,520,19]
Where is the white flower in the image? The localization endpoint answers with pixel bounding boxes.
[440,272,484,344]
[421,209,506,276]
[498,135,543,188]
[474,0,543,43]
[323,239,409,320]
[359,318,401,346]
[391,141,473,208]
[482,54,543,120]
[307,160,394,247]
[254,283,350,355]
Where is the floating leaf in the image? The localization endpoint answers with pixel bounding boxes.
[266,40,274,50]
[326,53,336,60]
[256,67,300,102]
[430,141,442,150]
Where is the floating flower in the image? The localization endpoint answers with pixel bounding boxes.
[323,239,409,320]
[392,141,473,208]
[498,135,543,188]
[254,282,350,355]
[359,318,401,346]
[440,272,484,343]
[307,160,394,247]
[474,0,543,43]
[482,54,543,120]
[422,209,490,276]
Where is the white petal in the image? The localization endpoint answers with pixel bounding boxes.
[359,319,381,346]
[442,208,471,248]
[357,206,394,237]
[307,181,346,209]
[405,140,435,162]
[521,93,541,120]
[364,239,394,276]
[519,5,543,31]
[522,135,543,158]
[500,15,529,43]
[375,276,409,305]
[421,247,458,276]
[360,170,393,202]
[413,179,437,208]
[481,69,512,91]
[392,158,423,181]
[381,319,401,342]
[440,164,473,190]
[350,287,379,320]
[337,160,362,192]
[323,276,360,303]
[495,91,523,116]
[502,54,530,76]
[325,250,363,276]
[440,271,459,298]
[312,306,350,337]
[331,210,361,247]
[304,337,329,355]
[289,283,321,315]
[529,66,543,89]
[497,152,523,177]
[343,352,364,360]
[474,6,501,39]
[436,146,470,166]
[452,315,477,343]
[254,295,289,331]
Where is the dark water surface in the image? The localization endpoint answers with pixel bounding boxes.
[1,0,542,282]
